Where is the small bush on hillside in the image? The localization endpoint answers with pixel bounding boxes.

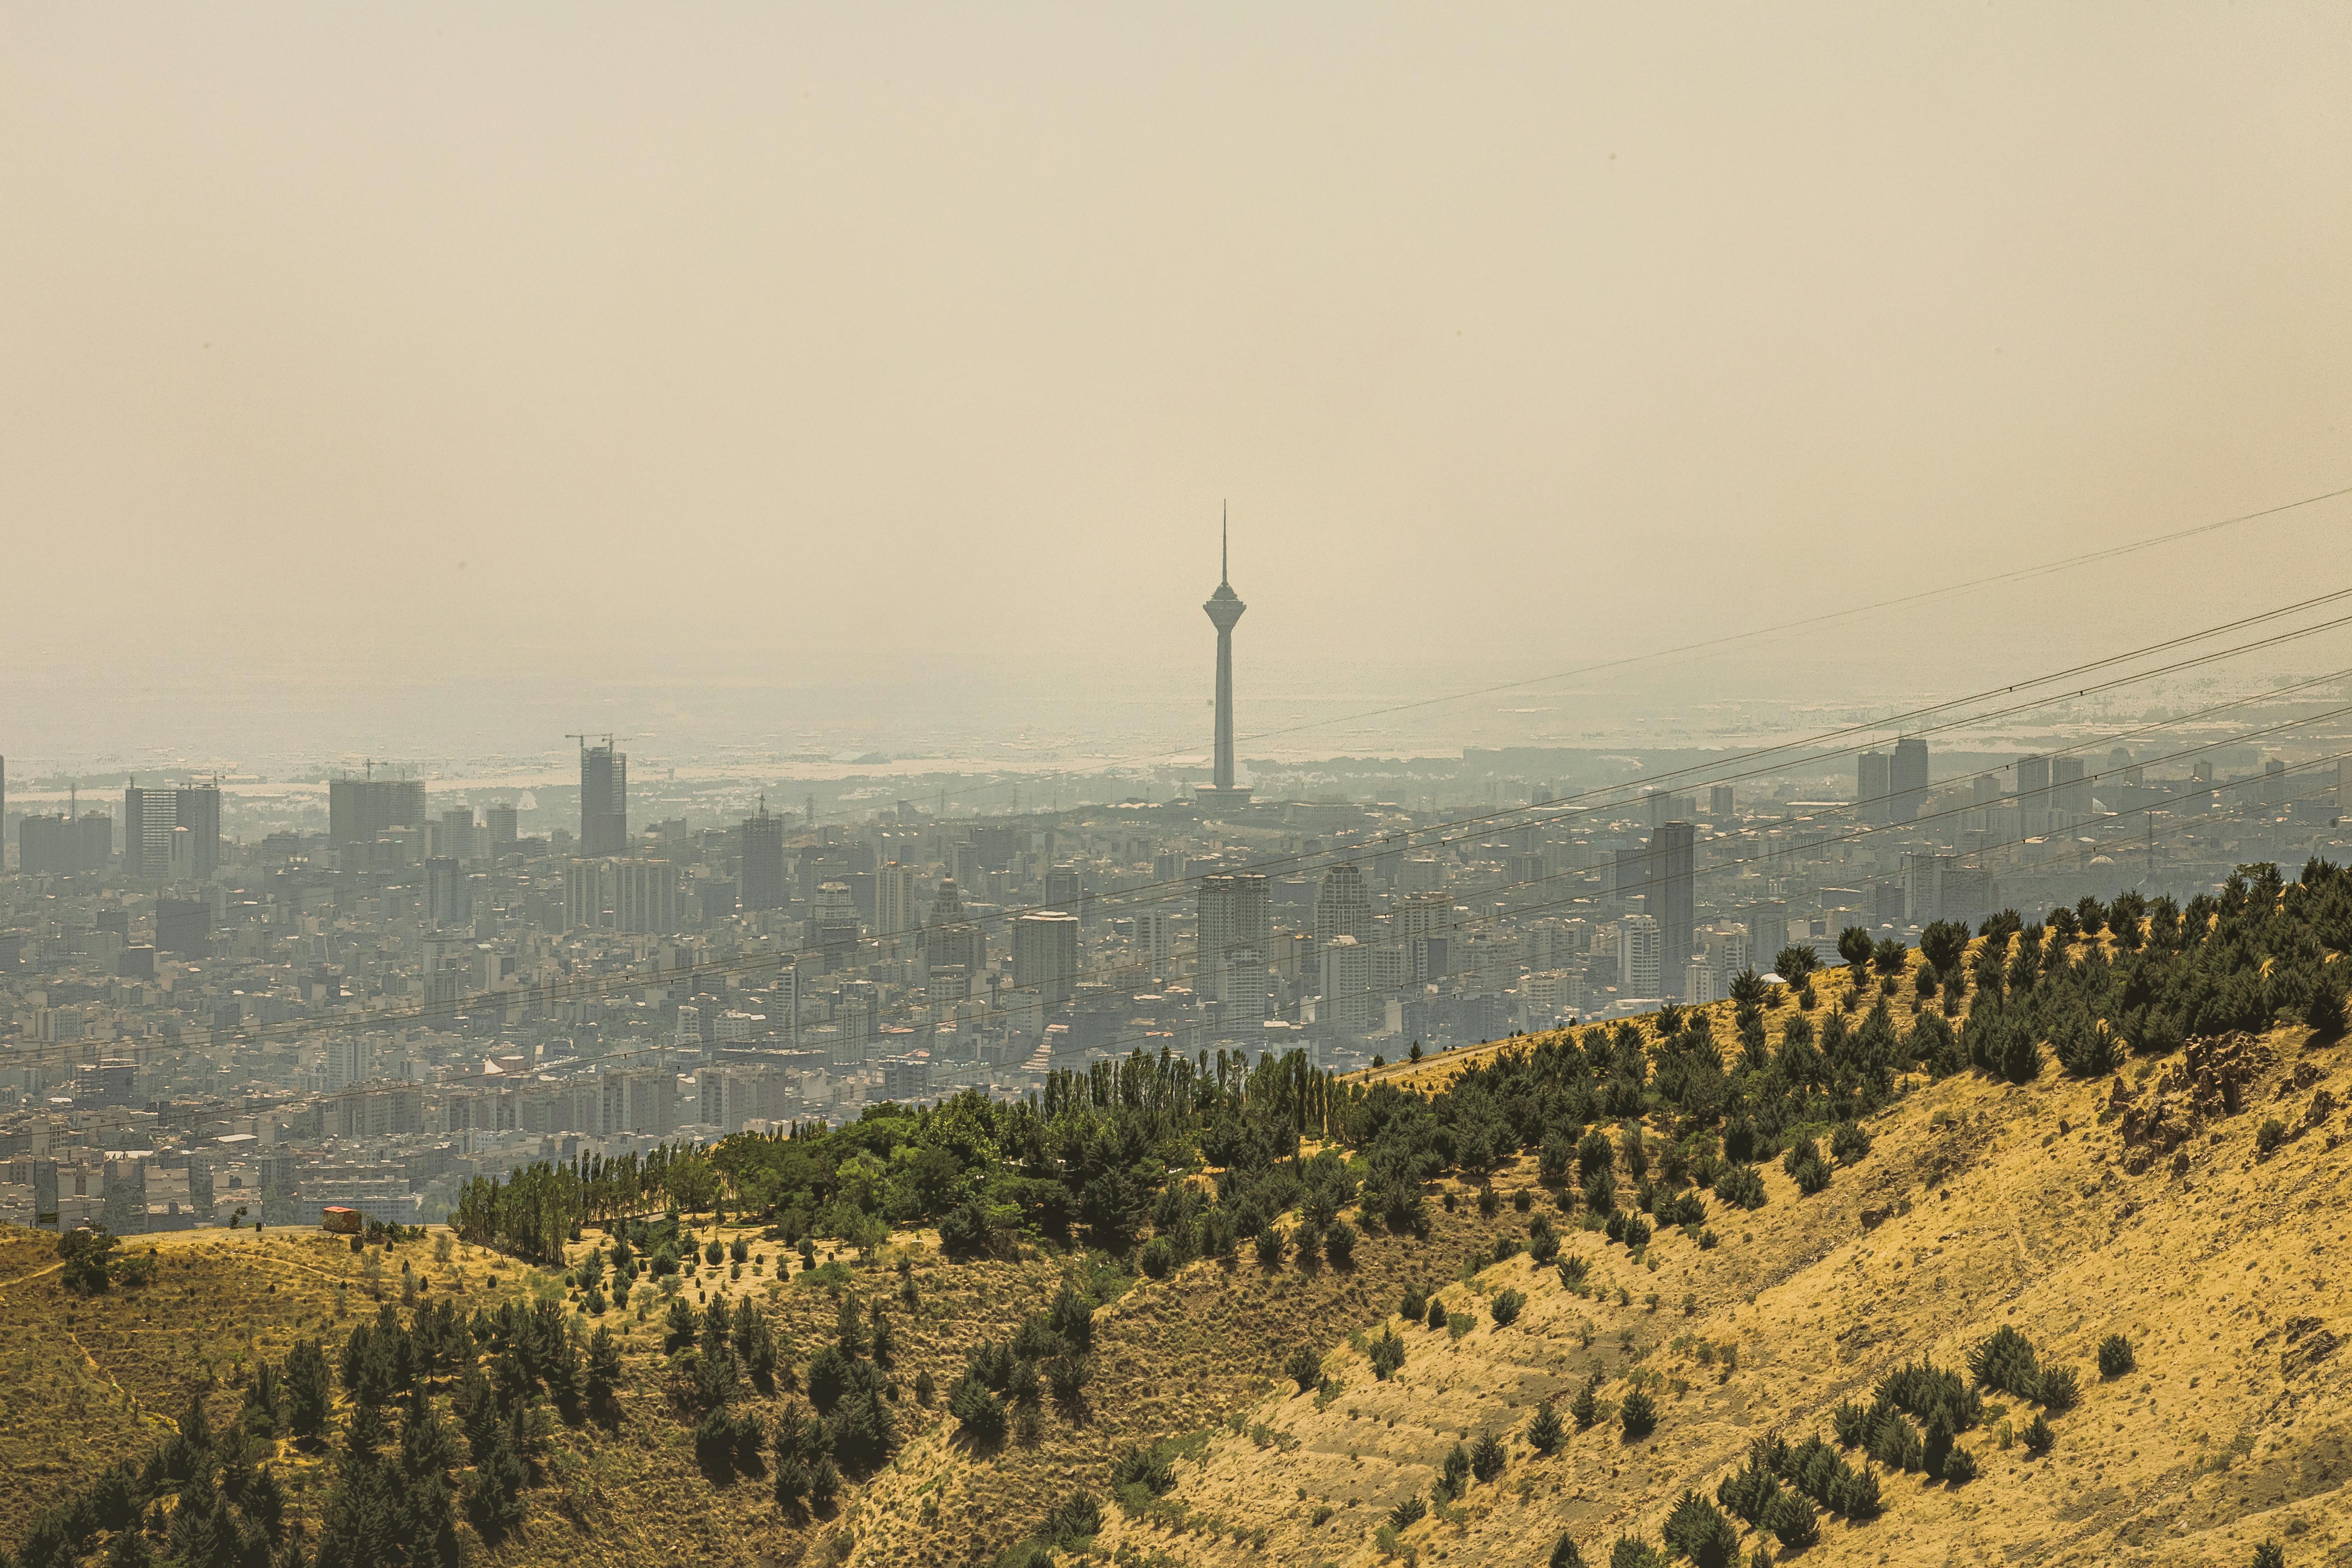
[1610,1536,1666,1568]
[1478,1186,1500,1218]
[2253,1540,2287,1568]
[1527,1399,1565,1456]
[1830,1401,1869,1448]
[1140,1237,1173,1280]
[1324,1218,1358,1267]
[1426,1296,1449,1332]
[1620,1386,1658,1440]
[1715,1164,1767,1210]
[1286,1347,1322,1393]
[1550,1535,1587,1568]
[1571,1376,1602,1430]
[1941,1445,1978,1485]
[1970,1326,2042,1399]
[1370,1327,1407,1381]
[2257,1118,2287,1156]
[1253,1226,1287,1268]
[1490,1289,1526,1328]
[1513,1188,1534,1213]
[1829,1122,1871,1164]
[1790,1153,1833,1196]
[1400,1286,1428,1323]
[1387,1493,1426,1529]
[1530,1228,1562,1264]
[1584,1168,1618,1215]
[2098,1335,2136,1377]
[1762,1491,1819,1550]
[2038,1364,2081,1413]
[1558,1255,1590,1290]
[1438,1442,1471,1500]
[1662,1490,1741,1568]
[1471,1429,1507,1483]
[2022,1413,2056,1457]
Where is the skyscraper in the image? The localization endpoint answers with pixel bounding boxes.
[1312,863,1373,949]
[328,775,426,844]
[1619,913,1662,999]
[123,782,219,881]
[577,736,627,857]
[1891,737,1929,823]
[875,861,920,939]
[1195,508,1252,808]
[1198,872,1271,974]
[1857,752,1893,826]
[1649,820,1695,997]
[739,801,786,911]
[1013,912,1080,1004]
[485,803,520,857]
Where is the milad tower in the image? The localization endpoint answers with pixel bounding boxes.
[1195,505,1253,811]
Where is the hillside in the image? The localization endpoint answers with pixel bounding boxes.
[5,870,2352,1568]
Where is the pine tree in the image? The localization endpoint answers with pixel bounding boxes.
[1549,1535,1586,1568]
[1526,1399,1565,1456]
[1286,1347,1322,1393]
[1571,1375,1601,1430]
[1620,1386,1658,1440]
[1470,1430,1506,1483]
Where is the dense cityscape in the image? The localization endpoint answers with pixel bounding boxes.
[5,538,2347,1239]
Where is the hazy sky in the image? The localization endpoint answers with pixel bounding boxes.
[7,5,2351,760]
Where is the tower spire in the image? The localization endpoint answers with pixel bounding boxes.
[1221,501,1228,585]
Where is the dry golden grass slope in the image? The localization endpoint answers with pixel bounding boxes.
[1080,1020,2352,1568]
[8,962,2352,1568]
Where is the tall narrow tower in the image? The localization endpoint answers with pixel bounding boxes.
[1198,505,1252,809]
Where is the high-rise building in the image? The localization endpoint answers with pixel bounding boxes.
[1708,783,1734,820]
[2018,754,2051,813]
[484,803,519,857]
[563,860,611,931]
[812,882,862,970]
[1613,843,1653,914]
[578,736,628,857]
[1649,821,1695,997]
[1891,738,1929,823]
[2053,756,2091,814]
[123,782,219,880]
[1198,872,1270,974]
[1195,509,1253,809]
[875,861,920,938]
[1320,934,1376,1035]
[922,878,984,977]
[438,806,477,863]
[328,776,427,844]
[20,812,112,875]
[614,859,679,934]
[1013,912,1079,1004]
[1131,909,1176,968]
[1857,752,1893,827]
[1312,863,1373,949]
[1618,914,1661,999]
[424,856,472,927]
[739,802,786,911]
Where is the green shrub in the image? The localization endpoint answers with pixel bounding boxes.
[2253,1540,2286,1568]
[1286,1347,1321,1393]
[1530,1228,1562,1264]
[1549,1535,1586,1568]
[1140,1237,1174,1280]
[1526,1399,1565,1456]
[1471,1429,1507,1483]
[1610,1536,1666,1568]
[2022,1413,2055,1457]
[1478,1186,1500,1218]
[2257,1118,2287,1155]
[1324,1218,1358,1267]
[2038,1364,2081,1413]
[1830,1401,1869,1448]
[1426,1296,1448,1332]
[1662,1490,1740,1568]
[1438,1442,1471,1500]
[1370,1327,1406,1382]
[1400,1285,1428,1323]
[1558,1255,1590,1290]
[1714,1164,1767,1210]
[1619,1386,1658,1440]
[2098,1335,2135,1378]
[1570,1376,1601,1430]
[1941,1445,1977,1485]
[1490,1289,1526,1328]
[1254,1226,1287,1268]
[1513,1188,1534,1213]
[1762,1491,1818,1550]
[1387,1493,1425,1529]
[1829,1122,1871,1164]
[1969,1325,2041,1399]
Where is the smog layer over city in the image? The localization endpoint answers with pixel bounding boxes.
[5,9,2352,1568]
